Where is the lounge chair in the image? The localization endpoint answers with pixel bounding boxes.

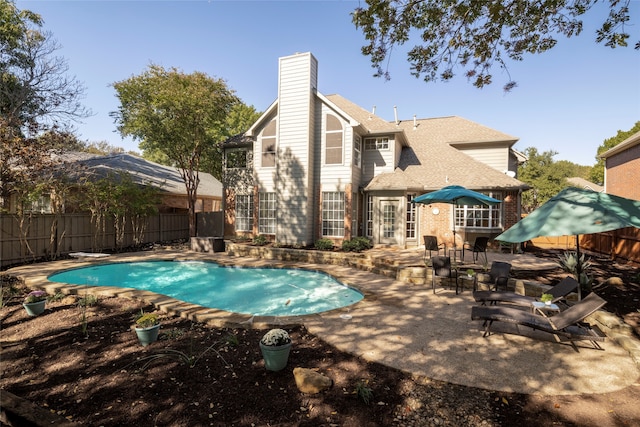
[471,292,607,350]
[473,276,579,307]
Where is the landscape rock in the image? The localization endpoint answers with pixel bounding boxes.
[293,367,333,394]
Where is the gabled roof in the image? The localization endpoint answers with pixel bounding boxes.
[67,153,222,197]
[366,116,528,191]
[567,177,604,193]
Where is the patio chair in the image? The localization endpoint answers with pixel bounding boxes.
[478,261,511,291]
[431,256,459,294]
[424,235,445,261]
[463,237,489,264]
[471,292,606,350]
[473,276,579,307]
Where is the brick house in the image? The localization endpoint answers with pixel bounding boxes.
[222,52,529,249]
[600,130,640,201]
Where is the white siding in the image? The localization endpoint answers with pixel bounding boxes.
[274,52,317,245]
[361,135,396,183]
[458,146,511,173]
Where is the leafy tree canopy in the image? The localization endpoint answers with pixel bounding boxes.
[352,0,636,91]
[518,147,586,211]
[590,121,640,185]
[111,64,240,236]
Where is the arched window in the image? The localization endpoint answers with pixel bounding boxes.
[325,114,343,165]
[261,119,276,167]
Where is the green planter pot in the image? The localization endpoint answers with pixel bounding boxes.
[259,342,292,372]
[135,324,160,347]
[23,300,46,316]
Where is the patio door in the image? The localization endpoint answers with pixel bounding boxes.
[378,200,400,245]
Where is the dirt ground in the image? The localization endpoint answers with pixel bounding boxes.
[1,248,639,427]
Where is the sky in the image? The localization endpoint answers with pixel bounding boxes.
[15,0,640,166]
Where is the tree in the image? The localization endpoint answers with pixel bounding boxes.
[352,0,637,91]
[111,64,239,236]
[590,121,640,185]
[1,1,90,210]
[518,147,571,212]
[199,103,261,179]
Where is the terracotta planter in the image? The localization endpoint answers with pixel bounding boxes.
[135,324,160,347]
[23,300,46,316]
[259,342,292,372]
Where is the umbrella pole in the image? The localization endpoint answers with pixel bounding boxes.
[576,235,582,301]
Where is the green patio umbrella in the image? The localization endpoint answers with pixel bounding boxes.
[413,185,501,257]
[495,187,640,299]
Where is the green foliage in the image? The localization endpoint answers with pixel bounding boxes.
[352,0,635,91]
[540,293,553,303]
[518,147,576,212]
[111,64,241,236]
[590,121,640,185]
[77,294,98,307]
[354,379,373,404]
[341,237,373,252]
[253,235,268,246]
[557,251,594,291]
[314,238,334,251]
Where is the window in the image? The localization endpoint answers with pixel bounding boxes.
[406,194,416,239]
[353,136,361,167]
[366,195,373,237]
[455,192,502,229]
[226,150,247,169]
[325,114,343,164]
[235,194,253,231]
[322,192,345,237]
[364,137,389,150]
[258,192,276,234]
[25,194,52,213]
[261,119,276,167]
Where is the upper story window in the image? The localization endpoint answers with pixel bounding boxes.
[364,137,389,150]
[261,119,276,168]
[325,114,343,165]
[353,136,361,168]
[225,149,248,169]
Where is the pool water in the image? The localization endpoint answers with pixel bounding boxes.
[47,261,363,316]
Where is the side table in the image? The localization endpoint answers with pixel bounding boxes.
[459,274,477,292]
[531,301,560,316]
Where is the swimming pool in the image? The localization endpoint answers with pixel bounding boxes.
[47,261,363,316]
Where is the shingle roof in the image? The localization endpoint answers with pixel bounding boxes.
[325,94,526,191]
[69,153,222,197]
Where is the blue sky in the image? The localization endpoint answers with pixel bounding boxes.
[16,0,640,166]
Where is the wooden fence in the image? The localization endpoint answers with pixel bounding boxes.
[0,213,190,269]
[529,227,640,264]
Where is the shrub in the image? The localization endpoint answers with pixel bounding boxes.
[314,238,334,251]
[342,237,372,252]
[253,235,268,246]
[354,379,373,404]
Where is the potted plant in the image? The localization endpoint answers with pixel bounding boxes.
[259,328,292,372]
[134,311,160,347]
[466,269,475,278]
[540,293,554,306]
[23,290,48,316]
